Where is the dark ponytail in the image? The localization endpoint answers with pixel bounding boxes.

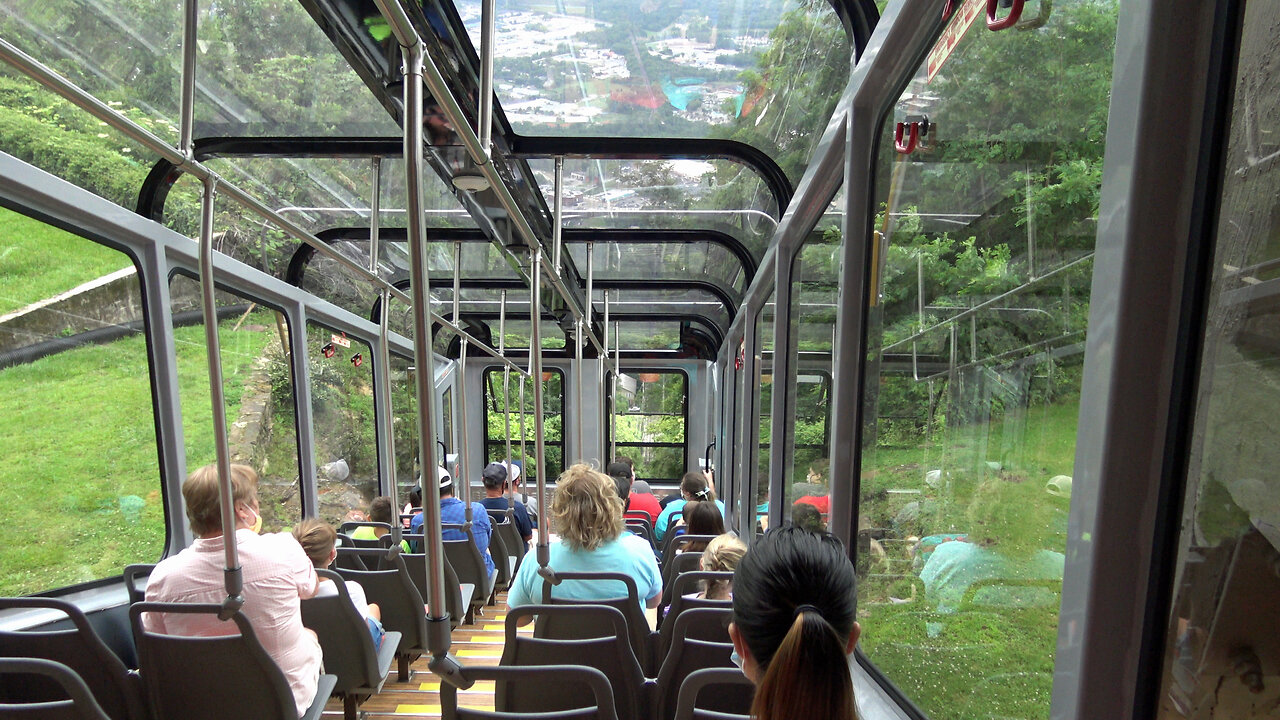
[733,527,858,720]
[681,471,715,502]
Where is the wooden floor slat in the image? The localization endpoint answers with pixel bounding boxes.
[323,592,511,719]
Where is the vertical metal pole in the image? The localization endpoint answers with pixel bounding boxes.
[500,290,513,506]
[479,0,495,157]
[370,158,382,274]
[453,241,462,323]
[611,321,620,460]
[378,289,399,520]
[584,241,594,462]
[399,41,449,651]
[459,339,472,522]
[529,252,551,567]
[518,379,527,478]
[602,289,610,460]
[575,319,584,462]
[197,177,242,610]
[553,156,564,272]
[179,0,198,157]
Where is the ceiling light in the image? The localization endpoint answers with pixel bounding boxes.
[451,172,490,192]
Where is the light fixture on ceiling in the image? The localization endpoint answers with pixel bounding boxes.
[451,171,490,192]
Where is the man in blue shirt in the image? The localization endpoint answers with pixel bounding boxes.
[411,465,495,575]
[478,462,533,549]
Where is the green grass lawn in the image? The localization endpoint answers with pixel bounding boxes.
[0,315,273,596]
[856,396,1081,720]
[0,207,131,316]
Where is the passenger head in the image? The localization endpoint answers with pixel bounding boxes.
[681,471,714,502]
[610,470,631,506]
[550,463,624,551]
[792,502,826,533]
[701,533,747,600]
[614,455,636,480]
[632,480,653,495]
[482,462,509,493]
[730,527,859,720]
[435,465,454,498]
[184,463,260,537]
[807,458,830,486]
[292,518,338,569]
[408,487,422,508]
[368,496,395,526]
[684,500,725,537]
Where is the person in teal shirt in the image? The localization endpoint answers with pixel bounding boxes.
[507,463,661,613]
[655,471,725,541]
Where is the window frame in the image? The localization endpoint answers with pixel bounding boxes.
[605,368,691,484]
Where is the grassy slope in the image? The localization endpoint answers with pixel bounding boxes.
[857,398,1081,720]
[0,207,130,316]
[0,318,272,596]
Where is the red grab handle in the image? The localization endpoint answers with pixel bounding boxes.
[987,0,1024,30]
[942,0,956,20]
[895,122,920,155]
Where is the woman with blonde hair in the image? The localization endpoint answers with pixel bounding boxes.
[697,533,746,600]
[505,463,661,612]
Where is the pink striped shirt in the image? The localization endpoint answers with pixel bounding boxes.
[143,529,322,718]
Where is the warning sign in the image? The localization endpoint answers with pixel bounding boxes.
[927,0,985,83]
[330,333,351,349]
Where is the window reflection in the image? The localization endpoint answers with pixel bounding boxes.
[1157,2,1280,716]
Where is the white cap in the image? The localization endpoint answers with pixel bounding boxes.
[506,461,521,482]
[437,465,453,488]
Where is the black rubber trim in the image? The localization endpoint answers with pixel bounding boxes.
[310,225,757,284]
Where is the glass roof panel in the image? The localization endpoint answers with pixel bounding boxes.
[527,157,778,260]
[1,0,399,141]
[457,0,851,183]
[200,157,467,237]
[593,287,731,333]
[192,0,398,136]
[566,241,746,298]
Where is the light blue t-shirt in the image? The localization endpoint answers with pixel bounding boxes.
[507,533,661,611]
[654,499,726,541]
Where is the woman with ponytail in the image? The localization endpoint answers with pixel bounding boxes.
[729,526,860,720]
[655,470,725,541]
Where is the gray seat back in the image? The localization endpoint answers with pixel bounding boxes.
[301,569,400,696]
[504,605,646,720]
[334,549,428,655]
[660,536,716,568]
[672,668,753,720]
[0,657,112,720]
[384,537,468,628]
[658,572,733,655]
[123,565,154,606]
[655,609,739,720]
[443,665,617,720]
[129,602,306,720]
[539,571,654,675]
[442,523,495,606]
[0,597,148,720]
[657,553,704,618]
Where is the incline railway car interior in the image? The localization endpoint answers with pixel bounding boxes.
[0,0,1276,718]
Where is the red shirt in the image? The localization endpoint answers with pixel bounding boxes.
[627,493,662,525]
[794,495,830,514]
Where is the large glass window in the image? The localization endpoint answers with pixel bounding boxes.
[171,274,301,534]
[607,370,688,482]
[0,213,161,595]
[755,291,776,527]
[484,367,565,482]
[306,322,378,526]
[1155,3,1280,717]
[854,3,1119,719]
[391,353,419,498]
